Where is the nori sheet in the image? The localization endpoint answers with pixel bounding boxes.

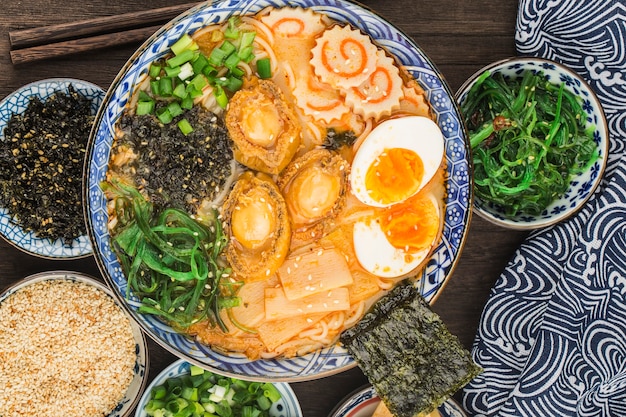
[340,281,482,417]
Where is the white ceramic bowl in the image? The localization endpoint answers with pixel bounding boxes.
[328,385,467,417]
[0,78,104,258]
[84,0,472,381]
[135,359,302,417]
[456,57,608,229]
[0,271,149,417]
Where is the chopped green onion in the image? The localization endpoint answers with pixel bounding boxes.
[189,74,208,91]
[152,385,167,400]
[256,57,272,79]
[138,90,153,102]
[202,64,219,78]
[171,33,196,55]
[159,77,173,96]
[167,49,196,68]
[173,83,188,99]
[136,100,155,115]
[224,52,241,70]
[178,118,194,135]
[224,76,243,92]
[214,85,228,109]
[180,96,194,109]
[164,65,181,78]
[262,382,282,403]
[230,66,245,78]
[150,80,160,96]
[149,64,162,78]
[186,86,203,99]
[192,53,210,74]
[137,21,259,131]
[167,101,183,118]
[239,31,256,52]
[177,62,195,80]
[219,40,236,55]
[208,47,229,67]
[189,365,204,376]
[156,108,173,124]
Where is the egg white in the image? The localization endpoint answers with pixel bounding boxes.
[352,192,440,279]
[350,115,444,208]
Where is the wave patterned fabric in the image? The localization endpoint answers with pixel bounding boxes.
[462,1,626,415]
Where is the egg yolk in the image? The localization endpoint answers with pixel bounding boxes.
[380,193,439,252]
[231,190,276,250]
[287,167,340,220]
[241,100,283,148]
[365,147,424,205]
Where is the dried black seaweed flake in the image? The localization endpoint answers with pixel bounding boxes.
[0,85,94,245]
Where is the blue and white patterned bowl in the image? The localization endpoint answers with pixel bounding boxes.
[135,359,302,417]
[456,57,609,230]
[0,78,104,258]
[84,0,472,381]
[0,271,149,417]
[328,385,467,417]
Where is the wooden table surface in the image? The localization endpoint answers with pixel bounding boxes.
[0,1,529,415]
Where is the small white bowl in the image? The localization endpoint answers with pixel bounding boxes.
[0,271,149,417]
[135,359,303,417]
[328,385,467,417]
[456,57,608,229]
[0,78,104,258]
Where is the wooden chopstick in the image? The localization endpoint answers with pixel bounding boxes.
[9,2,201,64]
[10,25,163,65]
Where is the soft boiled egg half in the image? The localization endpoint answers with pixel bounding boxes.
[350,116,445,278]
[350,115,444,207]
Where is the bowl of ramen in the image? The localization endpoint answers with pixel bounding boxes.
[84,0,472,381]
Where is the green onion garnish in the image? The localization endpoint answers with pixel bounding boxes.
[141,365,282,417]
[177,118,194,135]
[256,57,272,79]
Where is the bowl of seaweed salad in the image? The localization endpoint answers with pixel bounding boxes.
[0,78,104,259]
[456,57,609,230]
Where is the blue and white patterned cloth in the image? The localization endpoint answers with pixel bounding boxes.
[462,1,626,415]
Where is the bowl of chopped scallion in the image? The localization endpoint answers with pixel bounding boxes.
[456,57,609,230]
[135,359,302,417]
[0,78,104,258]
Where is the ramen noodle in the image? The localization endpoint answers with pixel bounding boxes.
[105,6,446,359]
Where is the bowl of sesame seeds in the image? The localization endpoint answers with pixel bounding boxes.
[0,271,149,417]
[0,78,104,259]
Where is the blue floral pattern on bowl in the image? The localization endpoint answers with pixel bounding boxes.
[134,359,302,417]
[456,57,609,230]
[0,79,104,258]
[84,0,471,381]
[328,385,467,417]
[0,271,149,417]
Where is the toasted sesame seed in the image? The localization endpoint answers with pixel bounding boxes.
[0,280,136,417]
